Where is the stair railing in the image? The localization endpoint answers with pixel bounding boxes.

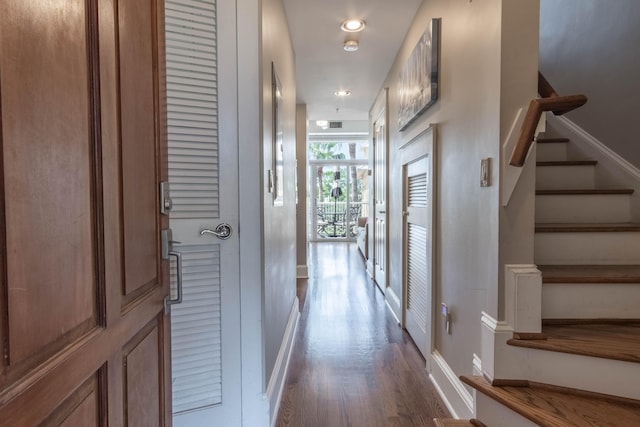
[509,72,587,167]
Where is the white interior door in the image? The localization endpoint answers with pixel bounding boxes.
[402,128,436,360]
[374,117,388,290]
[165,0,241,425]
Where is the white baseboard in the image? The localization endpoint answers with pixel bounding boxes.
[429,350,474,419]
[267,299,300,427]
[296,265,308,278]
[384,287,402,325]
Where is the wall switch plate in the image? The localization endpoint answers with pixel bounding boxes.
[480,158,491,187]
[441,303,452,334]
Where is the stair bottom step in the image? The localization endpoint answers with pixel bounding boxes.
[461,376,640,427]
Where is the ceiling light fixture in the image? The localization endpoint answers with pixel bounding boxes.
[315,120,329,129]
[334,90,351,97]
[343,40,359,52]
[340,18,366,33]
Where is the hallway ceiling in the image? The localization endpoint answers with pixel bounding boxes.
[283,0,423,121]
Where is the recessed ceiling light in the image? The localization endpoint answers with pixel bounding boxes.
[340,18,365,33]
[315,120,329,128]
[343,40,359,52]
[334,90,351,97]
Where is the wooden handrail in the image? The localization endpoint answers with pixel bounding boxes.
[509,72,587,167]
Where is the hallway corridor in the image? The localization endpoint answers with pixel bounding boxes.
[276,243,449,426]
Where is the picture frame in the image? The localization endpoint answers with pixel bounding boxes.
[272,62,284,205]
[398,18,441,131]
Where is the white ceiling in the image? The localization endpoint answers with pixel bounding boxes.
[282,0,423,121]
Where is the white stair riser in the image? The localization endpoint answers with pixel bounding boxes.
[536,165,595,189]
[475,394,538,427]
[542,283,640,319]
[536,194,631,223]
[504,344,640,400]
[535,232,640,265]
[536,143,567,162]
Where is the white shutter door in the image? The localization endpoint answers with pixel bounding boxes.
[404,154,432,359]
[165,0,222,414]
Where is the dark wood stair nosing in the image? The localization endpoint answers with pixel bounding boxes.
[536,160,597,166]
[539,264,640,284]
[535,223,640,233]
[536,188,634,195]
[536,137,570,143]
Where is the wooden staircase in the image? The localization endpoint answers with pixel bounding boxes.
[461,133,640,425]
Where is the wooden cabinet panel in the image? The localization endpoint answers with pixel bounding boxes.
[0,0,99,368]
[124,317,163,426]
[118,0,161,298]
[0,0,169,425]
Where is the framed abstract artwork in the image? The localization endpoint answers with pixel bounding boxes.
[398,18,441,131]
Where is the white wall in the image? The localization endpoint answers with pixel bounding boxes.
[262,0,298,389]
[376,0,538,407]
[540,0,640,168]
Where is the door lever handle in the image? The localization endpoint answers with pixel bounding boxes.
[200,223,232,240]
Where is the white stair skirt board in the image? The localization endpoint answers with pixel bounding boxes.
[536,194,631,223]
[535,231,640,265]
[549,115,640,183]
[536,142,567,162]
[480,313,640,400]
[535,164,595,189]
[430,350,474,420]
[267,300,300,427]
[475,392,539,427]
[542,282,640,319]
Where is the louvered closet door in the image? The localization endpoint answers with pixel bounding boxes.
[402,131,435,360]
[165,0,241,425]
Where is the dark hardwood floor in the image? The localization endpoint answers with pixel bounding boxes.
[276,243,450,427]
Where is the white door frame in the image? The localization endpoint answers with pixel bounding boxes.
[400,125,437,369]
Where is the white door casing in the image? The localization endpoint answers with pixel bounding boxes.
[401,126,436,362]
[373,114,388,291]
[165,0,242,425]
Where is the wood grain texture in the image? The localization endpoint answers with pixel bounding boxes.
[508,322,640,363]
[535,223,640,233]
[536,138,569,144]
[119,0,160,298]
[536,160,597,167]
[1,0,98,370]
[462,375,640,427]
[536,189,634,195]
[276,243,449,427]
[539,265,640,283]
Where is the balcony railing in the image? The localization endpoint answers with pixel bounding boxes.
[315,201,368,238]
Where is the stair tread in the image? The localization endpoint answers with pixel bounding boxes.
[461,375,640,427]
[537,160,597,166]
[538,265,640,283]
[537,137,570,143]
[536,223,640,232]
[508,322,640,363]
[536,188,634,195]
